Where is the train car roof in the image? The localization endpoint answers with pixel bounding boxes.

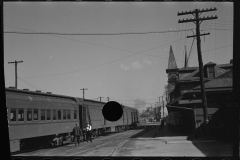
[78,98,138,111]
[5,87,78,100]
[5,88,138,112]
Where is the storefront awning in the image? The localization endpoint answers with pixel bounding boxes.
[166,105,194,112]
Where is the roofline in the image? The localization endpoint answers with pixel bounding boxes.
[166,68,179,73]
[166,105,194,111]
[186,88,232,93]
[5,87,75,99]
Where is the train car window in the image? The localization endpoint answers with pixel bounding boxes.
[18,109,24,122]
[10,109,17,122]
[74,110,77,119]
[41,109,45,121]
[53,110,57,120]
[58,110,61,120]
[27,109,32,121]
[63,110,66,120]
[34,109,38,121]
[67,110,70,120]
[46,110,51,120]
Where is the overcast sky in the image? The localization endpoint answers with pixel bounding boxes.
[4,2,233,112]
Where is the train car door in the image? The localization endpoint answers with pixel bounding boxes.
[133,112,135,122]
[82,106,86,128]
[131,112,133,123]
[79,105,87,129]
[126,111,128,124]
[104,117,106,125]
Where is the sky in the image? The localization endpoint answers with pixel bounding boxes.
[4,2,233,113]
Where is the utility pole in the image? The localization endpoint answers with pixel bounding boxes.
[107,97,110,102]
[80,88,88,99]
[98,96,104,102]
[8,60,23,89]
[159,96,161,119]
[178,8,217,125]
[162,96,164,118]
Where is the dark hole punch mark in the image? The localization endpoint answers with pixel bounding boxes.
[102,101,123,122]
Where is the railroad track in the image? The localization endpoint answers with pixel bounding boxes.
[14,129,144,156]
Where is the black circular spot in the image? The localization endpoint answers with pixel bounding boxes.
[102,101,123,121]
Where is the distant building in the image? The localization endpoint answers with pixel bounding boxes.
[165,45,235,141]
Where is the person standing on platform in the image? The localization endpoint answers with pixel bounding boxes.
[159,119,165,131]
[86,123,92,143]
[73,123,82,146]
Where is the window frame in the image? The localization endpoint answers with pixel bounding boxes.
[58,110,62,121]
[67,110,71,120]
[63,110,66,120]
[10,108,17,123]
[27,109,33,122]
[33,109,39,121]
[18,108,25,122]
[74,110,77,120]
[53,110,57,121]
[46,109,51,121]
[41,109,46,121]
[208,67,215,78]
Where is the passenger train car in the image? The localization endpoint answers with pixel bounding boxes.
[6,87,139,153]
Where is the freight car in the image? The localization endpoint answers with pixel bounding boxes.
[6,87,139,153]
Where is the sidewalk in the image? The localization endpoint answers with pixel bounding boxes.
[133,124,218,143]
[113,124,233,156]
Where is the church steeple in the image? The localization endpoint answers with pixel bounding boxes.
[168,45,178,69]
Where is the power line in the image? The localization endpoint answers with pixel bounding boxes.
[18,37,192,78]
[192,44,233,65]
[4,29,197,36]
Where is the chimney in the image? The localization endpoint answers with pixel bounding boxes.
[230,59,233,64]
[23,89,29,91]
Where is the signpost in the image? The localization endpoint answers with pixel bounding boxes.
[179,99,202,104]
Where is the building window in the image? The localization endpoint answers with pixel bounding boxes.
[18,109,24,122]
[53,110,57,120]
[34,109,38,120]
[208,115,212,120]
[46,110,51,120]
[10,109,17,122]
[27,109,32,121]
[41,109,45,121]
[74,110,77,120]
[63,110,66,120]
[208,67,215,78]
[67,110,70,120]
[58,110,61,120]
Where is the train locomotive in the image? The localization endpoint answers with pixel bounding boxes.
[6,87,139,153]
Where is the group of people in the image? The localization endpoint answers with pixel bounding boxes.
[72,123,92,146]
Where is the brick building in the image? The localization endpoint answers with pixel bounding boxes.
[165,46,234,141]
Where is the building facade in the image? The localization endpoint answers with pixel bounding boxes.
[165,46,234,141]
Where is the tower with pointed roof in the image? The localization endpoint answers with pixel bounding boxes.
[166,45,179,98]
